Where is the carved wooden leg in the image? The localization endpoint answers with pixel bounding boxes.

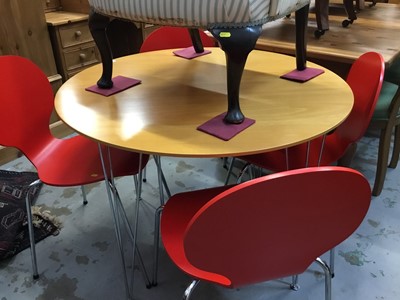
[372,128,392,196]
[295,4,309,71]
[106,19,143,59]
[389,125,400,168]
[188,29,205,53]
[209,26,262,124]
[88,9,114,89]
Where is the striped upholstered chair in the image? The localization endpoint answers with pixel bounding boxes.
[87,0,311,124]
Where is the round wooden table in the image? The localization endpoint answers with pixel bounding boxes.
[55,48,353,157]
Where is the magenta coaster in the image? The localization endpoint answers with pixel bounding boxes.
[281,67,325,82]
[197,113,255,141]
[85,75,141,96]
[173,46,212,59]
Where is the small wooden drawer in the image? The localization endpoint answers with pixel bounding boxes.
[63,44,99,71]
[59,22,93,48]
[42,0,61,12]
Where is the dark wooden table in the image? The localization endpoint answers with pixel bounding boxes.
[256,3,400,78]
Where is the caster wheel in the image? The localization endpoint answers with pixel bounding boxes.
[342,19,351,27]
[314,29,325,39]
[285,14,291,18]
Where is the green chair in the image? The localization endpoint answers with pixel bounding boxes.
[369,57,400,196]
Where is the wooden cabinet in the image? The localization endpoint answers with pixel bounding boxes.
[0,0,62,93]
[45,1,147,81]
[46,11,101,81]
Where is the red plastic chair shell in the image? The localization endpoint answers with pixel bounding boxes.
[0,55,149,186]
[140,26,216,53]
[161,166,371,288]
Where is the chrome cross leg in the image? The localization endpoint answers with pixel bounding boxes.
[183,280,200,300]
[315,257,333,300]
[98,144,151,299]
[151,155,172,286]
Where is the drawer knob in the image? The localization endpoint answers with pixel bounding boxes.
[75,31,82,38]
[79,53,87,60]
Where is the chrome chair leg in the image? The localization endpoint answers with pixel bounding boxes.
[153,155,171,202]
[25,179,42,280]
[142,165,147,182]
[329,247,335,277]
[224,157,236,185]
[315,257,332,300]
[152,205,164,286]
[236,162,251,184]
[290,275,299,290]
[222,157,229,169]
[183,280,200,300]
[80,185,88,205]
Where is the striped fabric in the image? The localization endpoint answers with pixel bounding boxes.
[88,0,309,28]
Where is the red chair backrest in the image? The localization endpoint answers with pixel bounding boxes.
[0,55,55,158]
[310,51,385,166]
[183,166,371,287]
[250,51,385,171]
[140,26,216,52]
[304,51,384,166]
[334,51,385,144]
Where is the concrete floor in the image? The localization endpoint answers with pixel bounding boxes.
[1,130,400,300]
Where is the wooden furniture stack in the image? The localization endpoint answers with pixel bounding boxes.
[0,0,62,94]
[44,0,101,81]
[44,0,154,81]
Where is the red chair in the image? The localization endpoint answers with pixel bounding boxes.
[228,51,384,178]
[140,26,216,52]
[0,55,150,294]
[161,166,371,299]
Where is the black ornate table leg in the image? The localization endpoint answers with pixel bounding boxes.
[188,29,205,53]
[209,25,262,124]
[88,9,114,89]
[295,4,310,71]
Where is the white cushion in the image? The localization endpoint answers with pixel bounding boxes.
[89,0,310,28]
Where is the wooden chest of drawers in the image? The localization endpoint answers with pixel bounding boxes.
[46,11,101,81]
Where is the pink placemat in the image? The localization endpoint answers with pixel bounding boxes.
[197,113,256,141]
[85,75,141,96]
[280,67,324,82]
[173,46,212,59]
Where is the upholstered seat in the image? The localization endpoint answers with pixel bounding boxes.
[87,0,311,124]
[89,0,309,28]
